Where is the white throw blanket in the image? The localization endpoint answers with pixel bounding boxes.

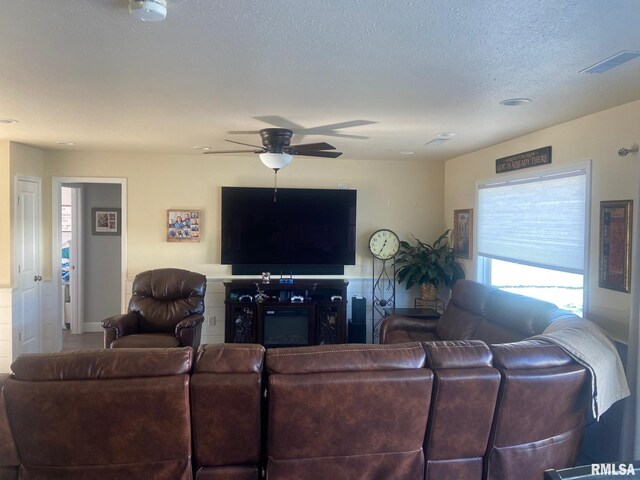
[531,317,630,421]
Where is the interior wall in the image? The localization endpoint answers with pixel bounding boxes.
[1,142,45,371]
[82,183,122,325]
[444,99,640,340]
[42,152,445,282]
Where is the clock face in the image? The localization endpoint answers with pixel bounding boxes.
[369,229,400,260]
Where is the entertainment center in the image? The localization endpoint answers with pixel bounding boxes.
[224,279,349,347]
[221,186,356,346]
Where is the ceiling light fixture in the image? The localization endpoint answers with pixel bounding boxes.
[259,152,293,170]
[499,98,532,106]
[129,0,167,22]
[581,51,640,74]
[259,153,293,202]
[0,118,18,124]
[56,142,76,146]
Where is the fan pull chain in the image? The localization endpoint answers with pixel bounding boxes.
[273,169,279,202]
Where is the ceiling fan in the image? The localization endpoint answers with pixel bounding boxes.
[204,128,343,200]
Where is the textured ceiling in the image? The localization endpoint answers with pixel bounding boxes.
[0,0,639,162]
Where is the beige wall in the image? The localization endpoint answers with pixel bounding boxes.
[444,99,640,339]
[0,142,44,370]
[43,152,445,281]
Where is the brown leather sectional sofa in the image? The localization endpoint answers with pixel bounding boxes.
[0,280,592,480]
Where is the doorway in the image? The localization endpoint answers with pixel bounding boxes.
[52,177,127,351]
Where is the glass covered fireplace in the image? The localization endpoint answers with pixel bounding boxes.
[262,306,311,347]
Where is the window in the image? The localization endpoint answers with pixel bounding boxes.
[477,164,590,316]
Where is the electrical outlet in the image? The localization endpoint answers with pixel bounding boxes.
[337,183,348,189]
[208,315,216,326]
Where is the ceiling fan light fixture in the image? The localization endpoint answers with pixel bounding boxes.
[259,152,293,170]
[129,0,167,22]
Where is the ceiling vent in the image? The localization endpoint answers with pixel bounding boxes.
[580,50,640,74]
[425,138,450,147]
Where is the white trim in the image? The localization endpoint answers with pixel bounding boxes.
[70,186,83,333]
[52,177,127,349]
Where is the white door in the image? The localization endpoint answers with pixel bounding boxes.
[69,186,83,333]
[14,178,41,356]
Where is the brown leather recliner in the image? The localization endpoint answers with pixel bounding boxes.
[191,344,265,479]
[265,343,433,479]
[3,348,194,480]
[102,268,206,348]
[0,374,19,480]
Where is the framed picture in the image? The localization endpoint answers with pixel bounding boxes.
[453,208,473,259]
[92,208,121,235]
[167,209,201,242]
[599,200,632,293]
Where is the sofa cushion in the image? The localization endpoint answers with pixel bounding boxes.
[191,344,264,473]
[435,303,481,340]
[483,289,567,338]
[4,356,193,480]
[266,343,433,480]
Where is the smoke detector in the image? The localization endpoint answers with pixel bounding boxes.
[129,0,167,22]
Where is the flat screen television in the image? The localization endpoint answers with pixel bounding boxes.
[221,187,357,274]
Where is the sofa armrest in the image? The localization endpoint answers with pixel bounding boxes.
[490,339,574,370]
[175,314,204,331]
[176,314,204,348]
[379,315,439,344]
[101,313,139,348]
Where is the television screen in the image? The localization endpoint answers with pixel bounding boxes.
[221,187,357,267]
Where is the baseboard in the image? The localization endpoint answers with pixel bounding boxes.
[83,322,103,333]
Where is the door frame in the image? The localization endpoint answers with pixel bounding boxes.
[51,177,127,349]
[13,175,42,356]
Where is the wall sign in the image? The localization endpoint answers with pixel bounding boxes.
[496,146,552,173]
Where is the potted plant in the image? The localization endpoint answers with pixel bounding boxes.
[395,230,465,301]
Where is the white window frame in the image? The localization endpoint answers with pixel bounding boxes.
[475,160,592,314]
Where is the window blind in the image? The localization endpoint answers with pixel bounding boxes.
[477,169,587,274]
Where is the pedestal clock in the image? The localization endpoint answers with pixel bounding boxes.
[369,229,400,343]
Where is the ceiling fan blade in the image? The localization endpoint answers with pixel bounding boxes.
[227,130,261,135]
[203,149,260,154]
[254,115,304,131]
[295,151,343,158]
[289,142,336,152]
[305,132,371,140]
[225,139,264,149]
[305,120,377,131]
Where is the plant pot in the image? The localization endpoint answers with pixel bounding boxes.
[420,283,437,301]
